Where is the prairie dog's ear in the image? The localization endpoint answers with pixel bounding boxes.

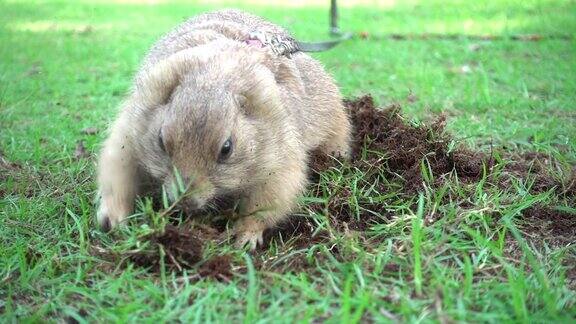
[238,50,305,119]
[248,48,305,105]
[134,49,200,108]
[250,49,300,85]
[241,64,285,119]
[133,44,229,108]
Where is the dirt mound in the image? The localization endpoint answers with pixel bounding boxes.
[114,95,574,277]
[346,95,487,190]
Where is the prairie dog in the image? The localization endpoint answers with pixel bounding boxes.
[96,9,351,249]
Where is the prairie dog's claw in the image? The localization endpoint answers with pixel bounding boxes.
[96,198,127,232]
[97,202,113,232]
[234,230,264,251]
[233,217,266,250]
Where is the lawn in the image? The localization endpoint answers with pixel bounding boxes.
[1,0,575,322]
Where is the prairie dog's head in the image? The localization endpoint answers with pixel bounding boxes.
[133,40,289,210]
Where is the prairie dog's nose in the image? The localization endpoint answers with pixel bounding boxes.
[189,197,201,209]
[182,196,204,212]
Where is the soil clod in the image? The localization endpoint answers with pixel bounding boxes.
[198,255,234,281]
[130,224,203,271]
[520,205,576,247]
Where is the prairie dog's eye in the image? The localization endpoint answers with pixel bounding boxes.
[218,137,233,162]
[158,131,166,152]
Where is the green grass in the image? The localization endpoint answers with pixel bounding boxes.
[1,0,575,322]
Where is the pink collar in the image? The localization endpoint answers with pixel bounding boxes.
[244,38,264,48]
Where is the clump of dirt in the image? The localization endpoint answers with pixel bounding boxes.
[198,255,234,281]
[130,224,204,271]
[94,222,235,279]
[520,205,576,247]
[505,204,576,286]
[310,96,491,193]
[337,96,567,193]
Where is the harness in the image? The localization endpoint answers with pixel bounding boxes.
[245,0,351,58]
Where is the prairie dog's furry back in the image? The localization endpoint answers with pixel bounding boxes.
[96,9,351,249]
[141,10,289,70]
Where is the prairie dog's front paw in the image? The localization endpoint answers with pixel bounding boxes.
[96,197,129,232]
[233,217,267,250]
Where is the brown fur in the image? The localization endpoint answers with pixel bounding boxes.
[96,9,351,249]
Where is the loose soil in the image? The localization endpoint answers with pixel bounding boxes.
[129,224,204,271]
